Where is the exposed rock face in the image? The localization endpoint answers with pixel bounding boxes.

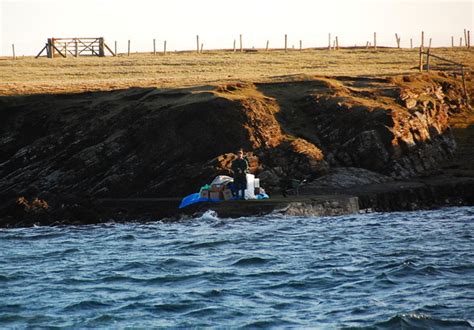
[0,86,280,198]
[301,76,458,178]
[0,73,470,212]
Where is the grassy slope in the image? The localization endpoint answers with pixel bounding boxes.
[0,47,472,96]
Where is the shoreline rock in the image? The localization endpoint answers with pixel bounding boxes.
[0,173,472,228]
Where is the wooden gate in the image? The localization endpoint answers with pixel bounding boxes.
[36,37,115,58]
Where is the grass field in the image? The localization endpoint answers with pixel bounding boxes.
[0,47,472,95]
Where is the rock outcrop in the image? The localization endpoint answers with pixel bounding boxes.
[0,73,472,226]
[299,75,458,178]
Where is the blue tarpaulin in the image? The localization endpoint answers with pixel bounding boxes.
[179,193,208,209]
[179,192,269,209]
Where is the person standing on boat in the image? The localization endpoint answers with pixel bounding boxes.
[231,149,249,200]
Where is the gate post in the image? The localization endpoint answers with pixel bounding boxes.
[99,38,105,57]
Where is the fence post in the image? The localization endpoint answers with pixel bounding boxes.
[460,37,462,47]
[468,31,471,48]
[426,48,430,72]
[285,34,288,52]
[428,38,432,49]
[410,38,413,49]
[196,35,200,53]
[366,41,369,49]
[12,44,16,60]
[299,40,302,51]
[328,33,331,50]
[451,36,454,47]
[200,43,204,53]
[335,36,339,50]
[240,34,243,52]
[163,40,167,55]
[373,32,377,49]
[75,40,78,57]
[421,31,424,48]
[266,40,269,52]
[128,40,130,56]
[464,29,468,47]
[395,33,400,48]
[115,41,117,56]
[48,38,53,58]
[153,39,156,55]
[233,39,236,52]
[419,46,423,71]
[99,37,105,57]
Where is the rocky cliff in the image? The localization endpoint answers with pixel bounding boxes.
[0,73,472,226]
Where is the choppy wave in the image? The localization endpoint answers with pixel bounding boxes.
[0,206,473,328]
[232,256,273,266]
[372,313,474,329]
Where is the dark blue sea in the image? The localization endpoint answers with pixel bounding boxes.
[1,207,473,328]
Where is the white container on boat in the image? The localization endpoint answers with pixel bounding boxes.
[245,174,256,200]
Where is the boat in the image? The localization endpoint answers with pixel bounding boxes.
[179,174,269,208]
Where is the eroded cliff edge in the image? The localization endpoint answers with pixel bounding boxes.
[0,73,473,226]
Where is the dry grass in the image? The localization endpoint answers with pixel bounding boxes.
[0,47,472,95]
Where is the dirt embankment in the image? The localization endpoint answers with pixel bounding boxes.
[0,72,473,227]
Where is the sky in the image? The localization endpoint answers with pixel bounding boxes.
[0,0,472,56]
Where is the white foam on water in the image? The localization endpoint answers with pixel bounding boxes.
[197,210,220,221]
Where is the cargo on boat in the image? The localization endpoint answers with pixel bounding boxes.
[179,175,269,208]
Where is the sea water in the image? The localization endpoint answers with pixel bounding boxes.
[1,207,473,328]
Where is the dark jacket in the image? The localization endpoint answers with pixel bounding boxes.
[231,158,249,180]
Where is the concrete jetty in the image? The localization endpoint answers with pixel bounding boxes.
[99,195,360,221]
